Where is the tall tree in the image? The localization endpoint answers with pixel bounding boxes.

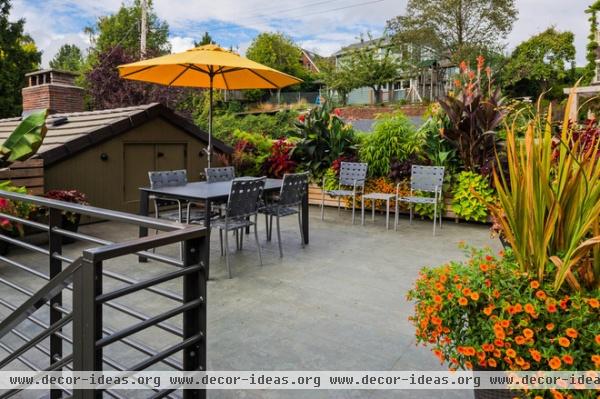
[386,0,518,61]
[86,0,170,58]
[342,37,400,104]
[0,0,41,117]
[246,32,304,78]
[318,59,356,106]
[585,1,600,84]
[194,32,215,46]
[502,28,576,100]
[49,44,84,72]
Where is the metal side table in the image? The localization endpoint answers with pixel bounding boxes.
[361,192,396,229]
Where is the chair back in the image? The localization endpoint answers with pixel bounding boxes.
[410,165,445,193]
[148,170,187,189]
[205,166,235,183]
[226,177,266,219]
[278,172,309,207]
[339,162,368,187]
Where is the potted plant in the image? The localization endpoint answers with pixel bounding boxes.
[41,189,88,244]
[408,246,599,399]
[0,182,38,255]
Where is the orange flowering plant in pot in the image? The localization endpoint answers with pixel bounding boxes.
[407,246,600,398]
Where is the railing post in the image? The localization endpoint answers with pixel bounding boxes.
[182,235,208,399]
[72,254,103,399]
[48,208,64,399]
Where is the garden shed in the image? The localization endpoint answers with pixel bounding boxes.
[0,102,232,213]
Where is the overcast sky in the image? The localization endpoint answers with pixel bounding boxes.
[11,0,592,68]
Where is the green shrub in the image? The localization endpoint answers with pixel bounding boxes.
[451,171,495,222]
[358,112,425,177]
[229,129,273,176]
[207,110,299,142]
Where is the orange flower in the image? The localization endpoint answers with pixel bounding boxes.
[500,320,510,328]
[462,288,472,296]
[546,323,555,331]
[530,280,540,289]
[588,298,599,308]
[476,55,485,71]
[535,290,546,300]
[487,358,497,368]
[524,303,535,315]
[433,295,442,303]
[515,336,526,345]
[493,290,500,298]
[470,292,480,301]
[514,303,523,313]
[558,337,570,348]
[562,354,573,365]
[548,356,561,370]
[592,355,600,366]
[547,303,558,313]
[482,343,495,352]
[529,349,542,362]
[483,305,494,316]
[515,356,525,366]
[434,282,444,291]
[551,390,564,399]
[447,293,454,300]
[495,329,505,340]
[479,264,489,272]
[494,339,504,348]
[465,361,473,369]
[506,348,516,358]
[595,335,600,345]
[458,297,468,306]
[523,328,534,339]
[565,328,578,339]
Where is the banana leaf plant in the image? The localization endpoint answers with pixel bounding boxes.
[438,59,506,174]
[0,109,48,169]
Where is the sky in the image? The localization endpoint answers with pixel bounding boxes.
[10,0,593,68]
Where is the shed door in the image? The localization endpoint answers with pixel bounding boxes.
[123,143,187,203]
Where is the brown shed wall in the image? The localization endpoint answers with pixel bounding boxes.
[44,117,223,213]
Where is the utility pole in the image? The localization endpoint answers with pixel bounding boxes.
[140,0,148,59]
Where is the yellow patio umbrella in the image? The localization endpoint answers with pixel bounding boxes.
[118,44,302,167]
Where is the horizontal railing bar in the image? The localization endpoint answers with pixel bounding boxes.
[0,299,72,344]
[102,300,184,338]
[54,227,184,267]
[53,253,74,263]
[102,270,183,302]
[130,333,203,372]
[0,314,73,368]
[97,265,203,304]
[0,190,184,231]
[0,233,50,256]
[83,226,207,263]
[97,299,203,349]
[0,254,50,280]
[0,212,48,231]
[46,354,73,372]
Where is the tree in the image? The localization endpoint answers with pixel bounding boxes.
[49,44,84,72]
[86,0,170,58]
[386,0,518,61]
[585,1,600,84]
[0,0,41,117]
[318,59,356,106]
[84,46,187,110]
[342,37,400,104]
[246,32,304,79]
[194,32,215,46]
[502,28,576,99]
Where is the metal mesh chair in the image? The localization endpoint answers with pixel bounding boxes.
[212,177,266,278]
[321,162,368,224]
[260,172,308,257]
[148,170,204,224]
[395,165,445,236]
[205,166,235,183]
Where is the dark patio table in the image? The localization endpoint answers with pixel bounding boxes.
[138,178,309,276]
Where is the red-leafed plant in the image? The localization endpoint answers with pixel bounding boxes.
[42,190,88,223]
[265,138,296,178]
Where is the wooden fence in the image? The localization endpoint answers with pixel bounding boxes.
[0,158,44,195]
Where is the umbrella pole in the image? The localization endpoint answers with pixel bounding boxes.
[208,75,213,168]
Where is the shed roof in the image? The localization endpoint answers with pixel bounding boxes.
[0,103,232,166]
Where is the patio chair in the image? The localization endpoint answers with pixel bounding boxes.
[321,162,368,224]
[213,177,266,278]
[148,170,205,224]
[205,166,235,183]
[395,165,445,236]
[260,172,308,257]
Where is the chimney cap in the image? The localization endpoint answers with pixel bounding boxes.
[25,69,80,78]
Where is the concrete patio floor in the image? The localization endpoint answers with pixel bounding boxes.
[0,205,500,399]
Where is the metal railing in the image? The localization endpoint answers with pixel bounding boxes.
[0,190,208,399]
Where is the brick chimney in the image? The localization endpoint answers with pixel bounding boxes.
[22,69,85,114]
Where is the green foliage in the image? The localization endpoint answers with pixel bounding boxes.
[451,171,495,222]
[49,44,84,72]
[0,0,42,117]
[0,109,48,168]
[585,2,600,84]
[322,167,338,191]
[340,35,400,104]
[85,0,170,57]
[386,0,518,62]
[502,28,576,99]
[203,110,299,142]
[246,32,306,83]
[194,32,215,46]
[318,58,356,106]
[419,103,457,170]
[229,129,273,176]
[0,182,36,235]
[358,112,425,177]
[292,104,357,180]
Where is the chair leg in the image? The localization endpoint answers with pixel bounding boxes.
[254,215,263,266]
[409,204,413,225]
[239,227,244,250]
[386,199,390,230]
[269,215,273,241]
[321,189,325,220]
[152,200,160,253]
[371,200,375,222]
[338,196,341,215]
[394,200,399,231]
[298,207,305,248]
[234,229,239,251]
[265,213,270,241]
[352,195,356,224]
[433,201,438,237]
[276,215,283,258]
[224,229,232,279]
[361,197,365,225]
[219,229,224,256]
[440,207,443,229]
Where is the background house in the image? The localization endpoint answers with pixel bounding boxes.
[0,69,231,213]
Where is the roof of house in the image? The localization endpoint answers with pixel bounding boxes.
[333,37,393,57]
[0,103,232,166]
